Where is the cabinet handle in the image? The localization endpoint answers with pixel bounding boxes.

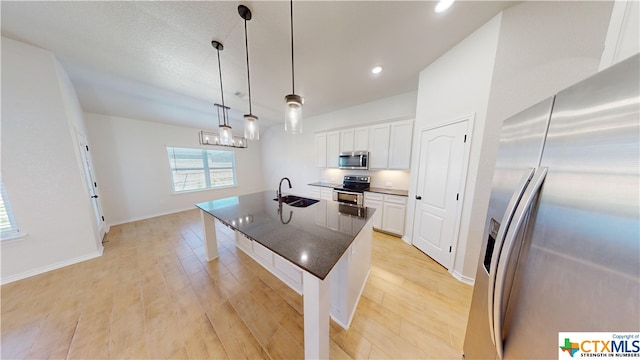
[415,195,422,200]
[91,195,99,199]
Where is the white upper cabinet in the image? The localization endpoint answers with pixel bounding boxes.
[315,119,412,170]
[388,120,413,169]
[368,123,391,169]
[326,131,340,168]
[315,133,327,167]
[354,126,369,151]
[340,128,355,153]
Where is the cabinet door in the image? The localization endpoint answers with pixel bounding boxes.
[354,126,369,151]
[382,202,406,235]
[327,131,340,168]
[364,199,383,229]
[388,120,413,169]
[315,133,327,167]
[340,129,355,153]
[369,124,390,169]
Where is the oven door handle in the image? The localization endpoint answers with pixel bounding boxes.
[333,189,363,196]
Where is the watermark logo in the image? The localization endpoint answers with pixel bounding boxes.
[559,332,640,359]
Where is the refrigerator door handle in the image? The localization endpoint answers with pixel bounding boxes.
[493,166,548,359]
[487,168,535,345]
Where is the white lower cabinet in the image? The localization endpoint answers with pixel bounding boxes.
[235,231,303,294]
[309,186,334,201]
[364,192,407,236]
[320,188,333,201]
[308,186,321,199]
[273,253,302,292]
[235,231,252,254]
[233,216,373,330]
[363,192,383,229]
[252,241,274,268]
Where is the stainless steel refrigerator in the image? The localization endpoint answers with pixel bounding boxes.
[464,53,639,359]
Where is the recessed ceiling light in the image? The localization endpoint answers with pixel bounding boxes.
[435,0,455,13]
[371,66,382,75]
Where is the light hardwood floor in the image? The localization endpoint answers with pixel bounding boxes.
[1,209,473,359]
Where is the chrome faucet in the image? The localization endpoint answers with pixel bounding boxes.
[278,177,292,203]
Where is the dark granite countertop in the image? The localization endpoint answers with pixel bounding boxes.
[196,191,374,280]
[308,182,408,197]
[367,187,409,197]
[308,181,341,188]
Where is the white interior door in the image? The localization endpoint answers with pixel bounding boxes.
[412,119,470,269]
[77,133,105,239]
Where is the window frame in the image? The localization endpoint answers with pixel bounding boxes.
[166,146,238,194]
[1,178,24,242]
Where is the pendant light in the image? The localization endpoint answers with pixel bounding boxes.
[239,5,259,140]
[284,0,303,134]
[212,40,233,146]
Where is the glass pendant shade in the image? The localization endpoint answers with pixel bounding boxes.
[219,124,233,146]
[285,94,303,134]
[239,5,260,141]
[244,114,259,140]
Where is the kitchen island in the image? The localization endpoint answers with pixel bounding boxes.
[196,191,374,359]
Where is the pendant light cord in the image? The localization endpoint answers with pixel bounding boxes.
[215,47,228,125]
[290,0,295,93]
[243,18,252,115]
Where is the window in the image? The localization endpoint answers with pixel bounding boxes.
[1,178,19,237]
[167,147,237,193]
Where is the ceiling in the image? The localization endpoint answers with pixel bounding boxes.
[1,1,517,132]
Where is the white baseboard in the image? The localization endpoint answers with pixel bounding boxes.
[401,235,411,244]
[108,206,197,227]
[450,269,475,286]
[0,250,103,285]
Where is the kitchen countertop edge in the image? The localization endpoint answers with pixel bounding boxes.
[308,182,409,197]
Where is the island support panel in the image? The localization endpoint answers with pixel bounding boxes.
[303,271,330,359]
[200,209,219,261]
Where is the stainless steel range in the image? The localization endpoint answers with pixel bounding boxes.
[332,176,370,206]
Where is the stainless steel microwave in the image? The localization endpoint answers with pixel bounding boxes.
[338,151,369,170]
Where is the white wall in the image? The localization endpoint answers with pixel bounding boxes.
[464,0,613,279]
[84,113,266,225]
[406,14,502,283]
[260,91,417,196]
[407,1,614,282]
[1,37,101,283]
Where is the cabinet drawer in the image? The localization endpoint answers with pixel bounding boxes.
[383,194,407,205]
[364,192,383,201]
[308,186,321,199]
[321,188,333,201]
[252,242,274,267]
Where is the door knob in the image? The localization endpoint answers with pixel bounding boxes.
[415,195,422,200]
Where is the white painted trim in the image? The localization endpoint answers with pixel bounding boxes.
[600,0,631,70]
[450,269,475,286]
[108,206,197,226]
[0,231,28,244]
[401,235,411,244]
[408,113,476,271]
[449,114,475,272]
[0,250,103,285]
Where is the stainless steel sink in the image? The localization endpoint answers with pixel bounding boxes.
[273,195,319,208]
